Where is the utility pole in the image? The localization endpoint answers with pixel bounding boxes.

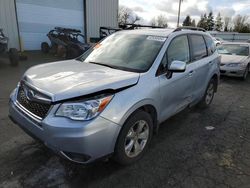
[177,0,182,27]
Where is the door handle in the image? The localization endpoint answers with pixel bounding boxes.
[209,61,212,64]
[188,70,194,76]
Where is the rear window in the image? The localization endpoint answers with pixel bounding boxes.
[190,35,207,61]
[204,36,216,55]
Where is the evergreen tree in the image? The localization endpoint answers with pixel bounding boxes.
[191,19,196,27]
[203,13,208,30]
[207,11,215,31]
[197,14,207,30]
[224,17,231,32]
[182,15,192,26]
[215,13,223,31]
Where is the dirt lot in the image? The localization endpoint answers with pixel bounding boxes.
[0,52,250,188]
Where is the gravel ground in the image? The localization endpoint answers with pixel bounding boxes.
[0,52,250,188]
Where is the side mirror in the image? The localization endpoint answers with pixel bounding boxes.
[169,60,186,73]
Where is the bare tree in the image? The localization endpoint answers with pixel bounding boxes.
[224,17,231,32]
[233,15,248,32]
[157,15,168,27]
[118,6,140,25]
[150,17,157,26]
[150,15,168,27]
[118,6,130,25]
[133,15,141,24]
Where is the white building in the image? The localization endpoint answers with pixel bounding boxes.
[0,0,118,50]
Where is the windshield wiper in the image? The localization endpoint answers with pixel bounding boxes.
[88,61,142,73]
[88,61,119,69]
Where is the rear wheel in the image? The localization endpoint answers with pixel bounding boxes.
[41,42,50,53]
[9,48,19,66]
[114,110,153,165]
[198,78,216,108]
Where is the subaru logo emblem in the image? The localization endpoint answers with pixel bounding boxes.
[23,87,35,101]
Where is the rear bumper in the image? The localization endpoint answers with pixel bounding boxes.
[9,99,121,164]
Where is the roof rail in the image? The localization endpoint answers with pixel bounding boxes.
[174,26,206,32]
[119,24,164,30]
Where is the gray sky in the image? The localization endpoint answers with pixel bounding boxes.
[119,0,250,27]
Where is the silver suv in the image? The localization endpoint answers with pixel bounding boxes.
[9,28,220,165]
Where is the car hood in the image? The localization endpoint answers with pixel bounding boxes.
[23,60,140,102]
[220,54,248,64]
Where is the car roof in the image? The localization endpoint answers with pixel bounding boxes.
[117,28,209,38]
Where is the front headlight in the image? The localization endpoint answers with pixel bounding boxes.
[55,95,113,121]
[227,63,241,67]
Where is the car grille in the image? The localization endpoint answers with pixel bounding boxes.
[16,84,51,119]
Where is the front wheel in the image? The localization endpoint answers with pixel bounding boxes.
[114,110,153,165]
[198,79,216,108]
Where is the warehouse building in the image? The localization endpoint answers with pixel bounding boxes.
[0,0,118,50]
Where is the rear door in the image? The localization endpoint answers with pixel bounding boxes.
[158,35,196,121]
[188,34,213,99]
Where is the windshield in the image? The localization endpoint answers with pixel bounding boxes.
[79,33,166,72]
[217,44,249,56]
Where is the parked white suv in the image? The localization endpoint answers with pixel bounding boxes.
[9,27,220,165]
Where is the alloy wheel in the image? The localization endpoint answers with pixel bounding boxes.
[205,82,214,105]
[124,120,149,158]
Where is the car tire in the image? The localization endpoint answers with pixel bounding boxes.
[242,65,249,80]
[41,42,50,53]
[8,48,19,66]
[198,78,216,108]
[114,110,153,165]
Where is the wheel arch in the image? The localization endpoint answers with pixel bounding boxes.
[211,73,219,92]
[138,105,158,133]
[119,101,159,134]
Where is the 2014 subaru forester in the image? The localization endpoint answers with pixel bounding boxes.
[9,27,220,165]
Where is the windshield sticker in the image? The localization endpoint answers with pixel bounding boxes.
[147,36,166,42]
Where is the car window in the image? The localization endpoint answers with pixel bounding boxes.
[190,35,207,61]
[204,36,216,56]
[167,35,190,64]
